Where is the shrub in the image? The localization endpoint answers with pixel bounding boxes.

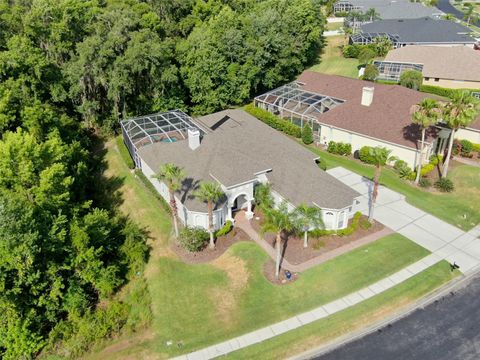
[407,171,417,181]
[434,178,454,193]
[327,141,352,156]
[453,139,461,156]
[420,163,435,177]
[362,64,379,81]
[317,159,327,171]
[116,136,135,169]
[359,146,376,164]
[179,227,209,252]
[358,48,376,65]
[460,139,474,157]
[359,219,372,230]
[393,159,408,172]
[419,178,431,188]
[342,44,361,58]
[419,85,480,99]
[244,104,301,138]
[473,143,480,153]
[302,124,314,144]
[309,211,362,237]
[215,220,233,237]
[429,154,440,166]
[399,70,423,90]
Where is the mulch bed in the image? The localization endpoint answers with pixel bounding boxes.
[251,210,384,265]
[263,260,299,285]
[171,228,250,264]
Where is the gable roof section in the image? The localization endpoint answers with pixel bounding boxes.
[385,46,480,82]
[360,18,475,44]
[296,71,439,149]
[138,109,359,212]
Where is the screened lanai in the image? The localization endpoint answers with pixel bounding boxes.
[120,110,205,168]
[254,82,345,140]
[350,32,400,46]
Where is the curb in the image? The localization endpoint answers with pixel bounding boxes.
[289,266,480,360]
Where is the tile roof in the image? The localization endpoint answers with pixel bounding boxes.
[385,46,480,82]
[138,109,359,212]
[297,71,440,149]
[360,17,475,44]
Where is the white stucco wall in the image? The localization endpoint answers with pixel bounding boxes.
[456,127,480,144]
[318,124,419,169]
[140,159,227,231]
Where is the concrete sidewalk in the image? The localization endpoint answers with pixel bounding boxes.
[327,167,480,274]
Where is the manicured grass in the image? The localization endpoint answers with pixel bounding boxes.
[308,145,480,231]
[310,36,359,78]
[326,22,343,31]
[224,260,459,360]
[151,234,428,357]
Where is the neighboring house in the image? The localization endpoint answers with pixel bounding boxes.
[255,71,451,168]
[351,17,477,47]
[121,109,360,232]
[334,0,442,29]
[458,119,480,144]
[376,45,480,89]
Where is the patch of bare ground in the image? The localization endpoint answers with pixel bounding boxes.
[171,228,251,264]
[263,259,299,285]
[252,210,384,265]
[209,253,250,326]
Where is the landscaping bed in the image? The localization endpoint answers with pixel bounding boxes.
[251,209,384,265]
[263,260,300,285]
[172,228,251,264]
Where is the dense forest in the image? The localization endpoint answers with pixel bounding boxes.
[0,0,325,358]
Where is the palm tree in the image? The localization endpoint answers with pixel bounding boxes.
[441,91,480,178]
[365,7,380,22]
[262,202,298,278]
[194,181,224,249]
[464,4,475,25]
[152,163,185,237]
[254,183,274,211]
[294,204,324,248]
[411,98,440,185]
[368,147,396,222]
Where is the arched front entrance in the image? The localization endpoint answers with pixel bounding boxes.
[228,193,254,221]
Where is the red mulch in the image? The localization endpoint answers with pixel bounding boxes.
[251,210,384,265]
[172,228,250,264]
[263,260,299,285]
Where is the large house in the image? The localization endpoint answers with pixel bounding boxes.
[351,18,477,47]
[376,45,480,89]
[255,71,452,168]
[121,109,360,232]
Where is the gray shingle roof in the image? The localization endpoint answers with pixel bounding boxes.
[138,109,359,212]
[346,0,442,19]
[360,17,475,44]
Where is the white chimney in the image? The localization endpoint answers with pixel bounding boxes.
[361,86,374,107]
[187,127,200,150]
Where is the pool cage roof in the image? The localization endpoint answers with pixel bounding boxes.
[351,32,400,44]
[120,110,205,167]
[373,60,424,82]
[254,82,345,119]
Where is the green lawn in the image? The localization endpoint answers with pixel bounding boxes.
[310,36,359,78]
[150,234,428,357]
[225,260,459,360]
[308,145,480,231]
[326,22,343,31]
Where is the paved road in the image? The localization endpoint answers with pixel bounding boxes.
[436,0,480,27]
[316,274,480,360]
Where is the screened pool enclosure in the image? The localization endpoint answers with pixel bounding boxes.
[120,110,205,167]
[254,82,345,141]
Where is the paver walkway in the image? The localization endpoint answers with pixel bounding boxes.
[327,167,480,274]
[173,167,480,360]
[235,211,393,272]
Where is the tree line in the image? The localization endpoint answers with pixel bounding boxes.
[0,0,325,358]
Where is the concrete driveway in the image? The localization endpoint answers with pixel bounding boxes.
[327,167,480,274]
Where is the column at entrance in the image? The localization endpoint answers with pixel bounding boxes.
[245,199,254,220]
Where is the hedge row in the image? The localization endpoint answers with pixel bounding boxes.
[309,211,362,237]
[419,85,480,99]
[134,170,171,215]
[327,141,352,156]
[116,136,135,169]
[245,103,302,138]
